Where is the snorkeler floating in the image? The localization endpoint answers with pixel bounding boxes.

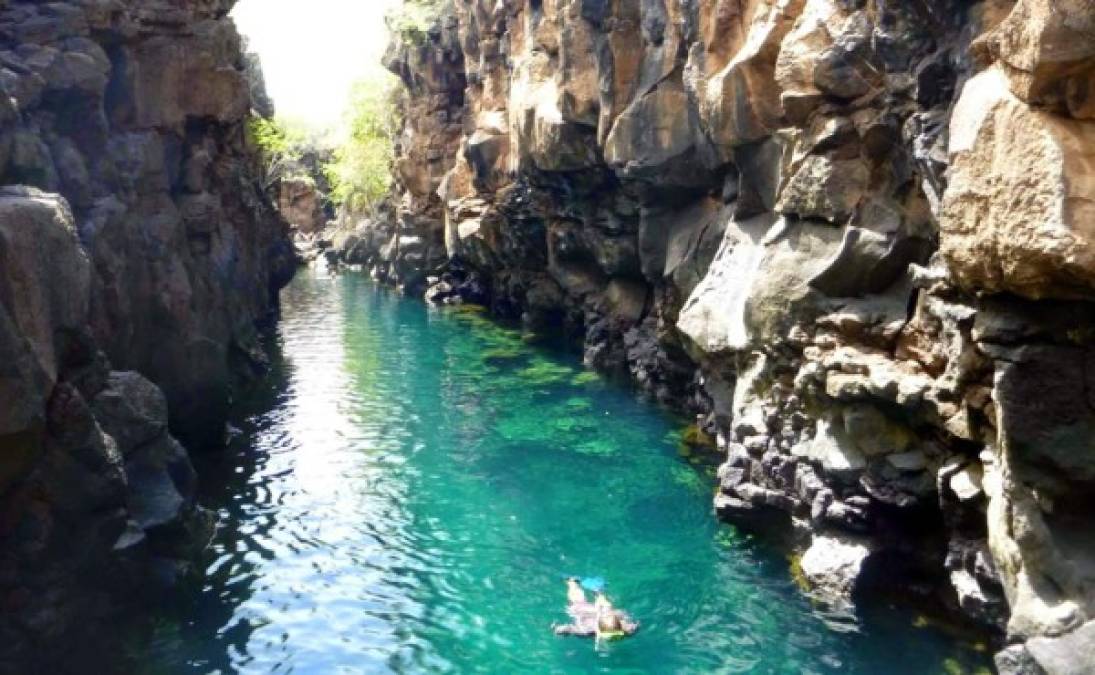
[553,577,639,640]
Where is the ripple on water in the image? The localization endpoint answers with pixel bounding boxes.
[129,269,992,675]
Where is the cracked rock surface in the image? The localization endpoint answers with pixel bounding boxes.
[0,0,293,668]
[332,1,1095,667]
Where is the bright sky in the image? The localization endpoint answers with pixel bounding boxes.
[231,0,400,129]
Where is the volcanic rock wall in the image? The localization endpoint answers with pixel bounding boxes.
[278,175,326,234]
[337,0,1095,670]
[0,0,293,666]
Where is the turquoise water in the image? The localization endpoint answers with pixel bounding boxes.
[136,267,990,673]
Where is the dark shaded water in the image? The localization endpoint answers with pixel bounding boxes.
[130,267,990,673]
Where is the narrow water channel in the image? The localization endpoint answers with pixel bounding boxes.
[133,267,989,673]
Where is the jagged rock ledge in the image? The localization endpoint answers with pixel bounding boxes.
[329,1,1095,671]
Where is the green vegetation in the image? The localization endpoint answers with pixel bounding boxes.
[247,115,328,189]
[247,70,400,215]
[248,116,289,160]
[481,346,527,367]
[385,0,446,45]
[787,552,811,593]
[243,3,452,216]
[571,371,602,386]
[323,75,401,213]
[680,423,717,450]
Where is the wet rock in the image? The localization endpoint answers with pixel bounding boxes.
[1024,620,1095,675]
[124,435,196,532]
[800,533,875,599]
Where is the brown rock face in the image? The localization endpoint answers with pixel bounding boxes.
[0,0,292,666]
[941,66,1095,300]
[0,187,215,669]
[0,188,89,440]
[0,0,294,447]
[336,0,1095,665]
[986,0,1095,118]
[278,176,325,234]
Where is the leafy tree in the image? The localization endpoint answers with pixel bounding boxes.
[386,0,445,45]
[324,74,401,214]
[248,115,327,190]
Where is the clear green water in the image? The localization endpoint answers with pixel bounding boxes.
[136,267,990,673]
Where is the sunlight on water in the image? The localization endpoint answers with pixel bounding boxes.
[134,267,991,674]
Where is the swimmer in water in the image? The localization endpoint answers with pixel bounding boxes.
[594,593,626,640]
[553,588,638,639]
[566,577,588,607]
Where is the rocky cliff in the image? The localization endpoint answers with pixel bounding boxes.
[338,0,1095,670]
[0,0,293,667]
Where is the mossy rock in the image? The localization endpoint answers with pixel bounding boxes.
[495,415,557,443]
[678,423,721,463]
[482,347,526,367]
[553,414,598,434]
[447,303,488,314]
[669,464,707,492]
[516,359,574,386]
[563,397,593,411]
[573,438,619,456]
[571,371,601,386]
[787,552,811,593]
[681,423,717,450]
[713,527,746,549]
[913,613,994,662]
[941,657,992,675]
[520,332,543,345]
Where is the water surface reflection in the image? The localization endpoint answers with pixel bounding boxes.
[134,267,990,674]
